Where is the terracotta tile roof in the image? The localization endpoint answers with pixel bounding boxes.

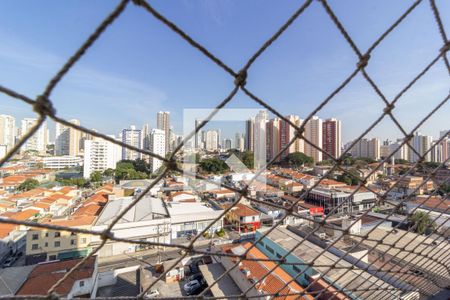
[87,193,108,204]
[229,203,260,217]
[410,196,450,212]
[5,209,40,221]
[318,179,348,187]
[58,186,76,194]
[43,216,96,227]
[17,257,96,296]
[0,224,16,239]
[73,203,103,217]
[30,202,51,210]
[236,242,312,299]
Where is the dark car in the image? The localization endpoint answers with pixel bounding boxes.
[189,273,205,284]
[183,280,205,296]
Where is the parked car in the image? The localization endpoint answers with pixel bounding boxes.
[145,289,160,298]
[188,273,205,284]
[2,257,15,268]
[183,280,205,296]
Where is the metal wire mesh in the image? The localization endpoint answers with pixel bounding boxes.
[0,0,449,298]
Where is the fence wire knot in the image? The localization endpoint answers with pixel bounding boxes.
[383,103,395,114]
[33,95,56,116]
[440,41,450,53]
[164,159,178,171]
[357,53,371,69]
[234,69,247,87]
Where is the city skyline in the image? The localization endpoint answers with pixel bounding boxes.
[0,1,448,144]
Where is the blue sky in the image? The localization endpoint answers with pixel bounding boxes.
[0,0,449,143]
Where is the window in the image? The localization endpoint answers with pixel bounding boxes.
[71,239,76,245]
[79,280,85,287]
[276,253,282,259]
[45,232,49,237]
[49,255,56,261]
[265,245,275,254]
[32,233,39,240]
[81,238,87,244]
[54,232,61,238]
[71,232,76,236]
[31,244,38,250]
[252,216,256,221]
[54,241,60,247]
[44,242,48,247]
[293,265,301,273]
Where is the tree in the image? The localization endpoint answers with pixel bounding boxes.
[115,162,149,181]
[409,211,435,235]
[394,159,409,165]
[317,160,333,166]
[336,169,361,186]
[133,158,151,174]
[285,152,314,167]
[103,168,115,177]
[240,151,254,169]
[90,171,103,182]
[438,183,450,195]
[199,157,229,174]
[17,179,39,191]
[56,177,89,188]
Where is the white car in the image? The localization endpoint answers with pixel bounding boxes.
[145,289,160,298]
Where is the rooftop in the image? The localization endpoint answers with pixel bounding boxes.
[17,257,96,296]
[95,196,169,226]
[261,226,405,300]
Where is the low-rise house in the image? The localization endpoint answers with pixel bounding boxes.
[225,203,261,233]
[207,188,236,200]
[396,176,434,196]
[91,195,171,256]
[168,191,198,202]
[25,216,96,265]
[404,196,450,237]
[257,227,413,300]
[221,242,313,299]
[307,187,376,214]
[17,257,98,298]
[0,209,39,263]
[167,201,223,239]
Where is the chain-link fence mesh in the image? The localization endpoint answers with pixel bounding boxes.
[0,0,449,299]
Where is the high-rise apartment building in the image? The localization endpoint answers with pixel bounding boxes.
[410,132,432,162]
[266,118,280,162]
[20,118,48,153]
[122,125,142,160]
[157,111,170,154]
[205,130,219,151]
[305,116,323,162]
[55,119,81,156]
[245,118,255,152]
[0,114,15,151]
[235,133,245,152]
[149,128,165,173]
[223,139,232,150]
[254,110,268,169]
[350,138,380,160]
[322,118,341,159]
[279,115,302,160]
[388,139,409,161]
[439,136,449,163]
[83,136,121,178]
[142,123,150,151]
